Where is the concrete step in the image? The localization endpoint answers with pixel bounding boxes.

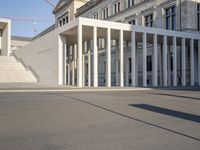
[0,62,25,70]
[0,71,37,83]
[0,56,17,63]
[0,56,37,83]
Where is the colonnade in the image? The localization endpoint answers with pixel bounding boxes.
[65,25,200,88]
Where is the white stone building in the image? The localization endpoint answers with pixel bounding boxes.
[0,18,11,56]
[14,0,200,87]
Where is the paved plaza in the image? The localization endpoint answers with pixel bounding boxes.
[0,88,200,150]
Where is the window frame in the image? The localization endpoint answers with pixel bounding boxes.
[145,13,153,27]
[113,1,120,14]
[165,5,176,30]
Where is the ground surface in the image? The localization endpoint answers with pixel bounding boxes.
[0,88,200,150]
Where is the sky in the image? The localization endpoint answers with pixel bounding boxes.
[0,0,59,38]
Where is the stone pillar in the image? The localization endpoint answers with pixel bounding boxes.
[106,28,111,87]
[163,35,168,87]
[152,34,158,87]
[88,40,91,87]
[173,36,177,86]
[125,41,129,86]
[72,46,75,86]
[116,40,119,86]
[93,26,98,87]
[131,31,136,87]
[198,40,200,86]
[67,46,71,86]
[119,30,124,87]
[77,24,83,87]
[190,39,194,86]
[143,33,147,87]
[181,38,186,86]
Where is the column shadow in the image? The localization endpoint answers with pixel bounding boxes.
[130,104,200,123]
[148,93,200,101]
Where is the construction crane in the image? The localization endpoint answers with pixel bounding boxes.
[1,16,54,35]
[44,0,56,7]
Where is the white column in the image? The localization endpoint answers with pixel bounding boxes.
[116,41,119,86]
[143,33,147,87]
[119,30,124,87]
[93,26,98,87]
[125,41,129,86]
[167,48,171,86]
[181,38,186,86]
[67,46,71,86]
[88,40,91,87]
[163,35,168,87]
[82,41,86,86]
[198,40,200,86]
[77,24,83,87]
[190,39,194,86]
[152,34,158,87]
[131,31,136,86]
[72,46,75,86]
[159,45,163,86]
[106,28,111,87]
[63,41,67,85]
[173,36,177,86]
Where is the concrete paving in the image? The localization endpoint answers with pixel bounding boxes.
[0,89,200,150]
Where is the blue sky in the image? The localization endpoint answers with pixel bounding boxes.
[0,0,59,37]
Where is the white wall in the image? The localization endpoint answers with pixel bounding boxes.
[15,30,60,84]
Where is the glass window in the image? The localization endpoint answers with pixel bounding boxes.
[102,7,109,19]
[165,6,176,30]
[66,16,69,23]
[93,12,99,19]
[147,56,152,71]
[63,18,66,25]
[127,0,135,8]
[128,19,135,25]
[113,1,120,14]
[59,20,62,27]
[129,58,132,73]
[145,14,153,27]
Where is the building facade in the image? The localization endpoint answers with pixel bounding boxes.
[0,18,11,56]
[15,0,200,87]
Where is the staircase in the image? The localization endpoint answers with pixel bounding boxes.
[0,56,37,83]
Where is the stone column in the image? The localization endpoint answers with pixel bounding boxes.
[106,28,111,87]
[163,35,168,87]
[93,26,98,87]
[190,39,194,86]
[198,40,200,86]
[119,30,124,87]
[143,33,147,87]
[88,40,91,87]
[77,24,83,87]
[125,41,129,86]
[131,31,136,87]
[181,38,186,86]
[152,34,158,87]
[173,36,177,86]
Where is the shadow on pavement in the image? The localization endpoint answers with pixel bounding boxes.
[50,93,200,142]
[149,93,200,101]
[129,104,200,123]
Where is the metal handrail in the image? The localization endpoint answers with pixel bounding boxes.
[10,52,40,82]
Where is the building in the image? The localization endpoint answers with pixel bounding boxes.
[0,18,11,56]
[14,0,200,87]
